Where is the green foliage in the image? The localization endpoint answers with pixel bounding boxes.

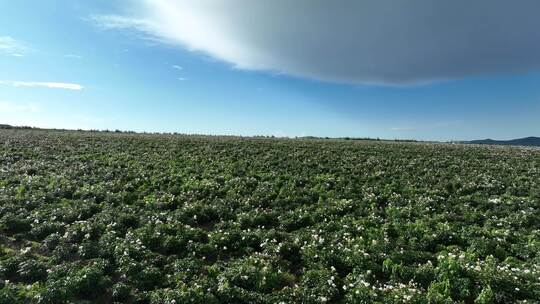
[475,285,494,304]
[0,129,539,303]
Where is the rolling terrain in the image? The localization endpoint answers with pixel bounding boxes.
[465,137,540,147]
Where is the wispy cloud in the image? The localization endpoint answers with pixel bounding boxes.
[64,54,82,59]
[391,127,416,132]
[0,101,39,113]
[172,65,186,80]
[89,14,176,45]
[0,36,26,56]
[0,81,83,90]
[90,14,152,30]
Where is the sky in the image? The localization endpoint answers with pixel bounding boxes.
[1,0,539,141]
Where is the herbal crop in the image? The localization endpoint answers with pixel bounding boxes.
[1,129,539,303]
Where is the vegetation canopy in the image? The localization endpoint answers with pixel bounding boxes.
[0,129,539,303]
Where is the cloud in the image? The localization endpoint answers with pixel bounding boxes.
[90,15,152,30]
[98,0,540,85]
[391,127,416,132]
[0,101,39,113]
[0,81,83,90]
[172,65,183,70]
[90,14,171,45]
[177,77,186,81]
[0,36,26,56]
[64,54,82,59]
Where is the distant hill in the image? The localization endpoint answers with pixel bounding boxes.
[464,137,540,147]
[0,124,36,130]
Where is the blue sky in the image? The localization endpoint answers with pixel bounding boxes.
[1,0,539,141]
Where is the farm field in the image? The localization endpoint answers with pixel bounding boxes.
[0,129,539,303]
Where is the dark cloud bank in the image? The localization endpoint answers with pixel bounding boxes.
[133,0,540,85]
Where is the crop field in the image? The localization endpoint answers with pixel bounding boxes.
[0,129,539,303]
